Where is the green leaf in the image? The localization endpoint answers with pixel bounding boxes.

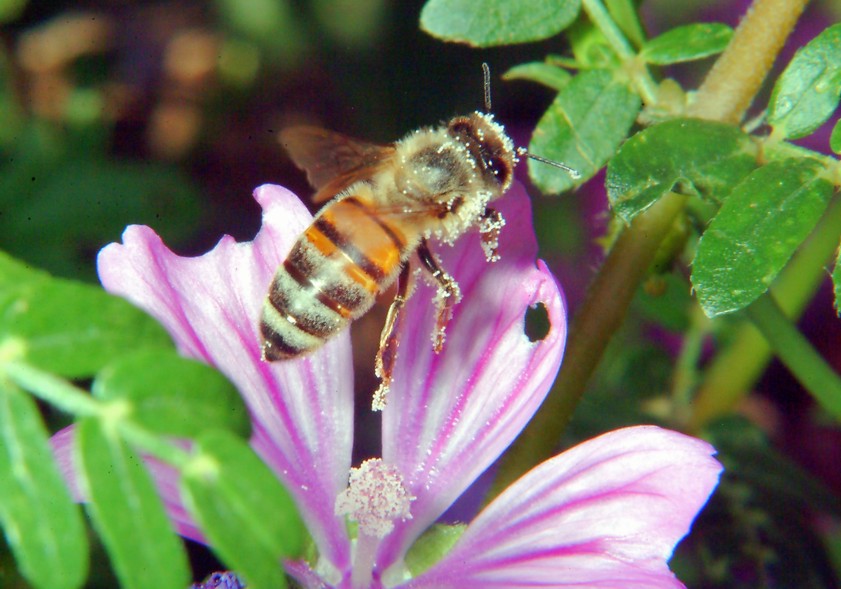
[93,348,250,439]
[502,62,572,92]
[420,0,581,47]
[0,382,88,589]
[830,118,841,154]
[606,118,758,222]
[605,0,646,48]
[692,159,833,317]
[768,23,841,139]
[0,252,173,378]
[181,430,305,589]
[529,69,640,194]
[405,523,466,577]
[0,157,201,281]
[640,23,733,65]
[76,417,190,589]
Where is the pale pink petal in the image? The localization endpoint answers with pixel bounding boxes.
[96,185,353,567]
[378,183,567,569]
[403,426,723,589]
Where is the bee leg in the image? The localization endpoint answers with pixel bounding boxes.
[418,238,462,353]
[478,206,505,262]
[373,264,412,411]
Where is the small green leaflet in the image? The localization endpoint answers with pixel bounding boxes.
[529,69,640,194]
[640,23,733,65]
[420,0,580,47]
[0,382,88,589]
[502,62,572,92]
[768,23,841,139]
[606,119,758,222]
[692,159,833,317]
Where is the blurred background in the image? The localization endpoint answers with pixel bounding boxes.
[2,0,841,587]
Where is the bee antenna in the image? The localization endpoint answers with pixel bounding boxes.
[482,62,492,112]
[517,147,581,179]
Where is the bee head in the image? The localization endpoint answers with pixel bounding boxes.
[447,112,516,193]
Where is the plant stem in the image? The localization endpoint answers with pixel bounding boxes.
[4,361,101,418]
[689,194,841,431]
[746,294,841,421]
[488,192,687,500]
[689,0,809,122]
[581,0,659,105]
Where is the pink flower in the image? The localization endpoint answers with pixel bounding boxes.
[53,183,721,588]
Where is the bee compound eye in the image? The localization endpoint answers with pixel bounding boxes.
[486,155,511,185]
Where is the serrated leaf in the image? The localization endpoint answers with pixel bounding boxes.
[92,348,250,439]
[0,251,173,378]
[768,23,841,139]
[0,382,88,589]
[606,118,759,222]
[529,69,640,194]
[692,159,833,317]
[502,62,572,92]
[76,417,190,589]
[180,430,305,589]
[640,23,733,65]
[830,118,841,154]
[420,0,580,47]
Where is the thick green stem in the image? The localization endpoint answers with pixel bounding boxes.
[746,294,841,421]
[488,192,687,500]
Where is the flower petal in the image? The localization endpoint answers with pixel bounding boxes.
[96,185,354,567]
[404,426,722,589]
[378,183,567,569]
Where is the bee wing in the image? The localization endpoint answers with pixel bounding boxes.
[280,126,396,204]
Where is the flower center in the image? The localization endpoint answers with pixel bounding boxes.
[335,458,415,538]
[335,459,415,588]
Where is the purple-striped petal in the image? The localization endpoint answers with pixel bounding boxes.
[403,426,722,589]
[96,184,354,568]
[378,183,567,570]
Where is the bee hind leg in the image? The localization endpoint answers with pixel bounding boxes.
[479,206,505,262]
[418,238,462,354]
[373,264,413,411]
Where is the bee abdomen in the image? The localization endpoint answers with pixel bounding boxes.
[260,196,408,361]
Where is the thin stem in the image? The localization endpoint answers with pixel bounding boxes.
[670,305,709,423]
[4,360,101,417]
[581,0,659,105]
[746,295,841,421]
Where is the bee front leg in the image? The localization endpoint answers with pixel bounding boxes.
[479,207,505,262]
[418,238,462,353]
[373,264,412,411]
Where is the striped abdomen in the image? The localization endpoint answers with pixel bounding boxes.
[260,195,410,360]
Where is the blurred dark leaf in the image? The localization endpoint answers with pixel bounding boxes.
[0,152,201,281]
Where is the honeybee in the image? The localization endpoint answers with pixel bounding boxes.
[260,67,575,408]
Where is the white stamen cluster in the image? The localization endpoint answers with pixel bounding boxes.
[335,459,415,538]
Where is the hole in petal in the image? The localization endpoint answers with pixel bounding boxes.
[524,302,550,342]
